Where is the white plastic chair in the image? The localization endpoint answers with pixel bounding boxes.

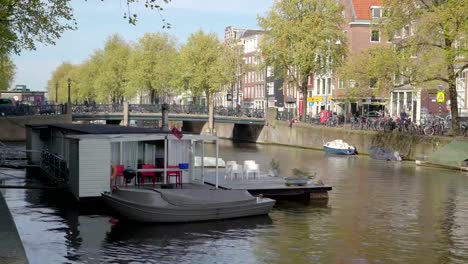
[243,160,260,179]
[225,161,243,180]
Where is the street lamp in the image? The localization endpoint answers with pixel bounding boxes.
[55,81,58,103]
[67,78,71,113]
[67,78,71,105]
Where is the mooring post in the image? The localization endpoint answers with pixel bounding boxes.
[123,101,129,126]
[161,103,170,132]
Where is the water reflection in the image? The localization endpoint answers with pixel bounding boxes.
[3,141,468,264]
[100,216,273,264]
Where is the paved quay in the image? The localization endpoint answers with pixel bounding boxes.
[0,191,28,264]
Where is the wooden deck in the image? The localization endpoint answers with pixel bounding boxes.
[202,170,332,200]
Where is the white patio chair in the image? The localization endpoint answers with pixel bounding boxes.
[224,161,237,179]
[224,161,244,180]
[243,160,260,179]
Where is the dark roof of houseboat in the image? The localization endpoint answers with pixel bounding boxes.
[28,123,180,135]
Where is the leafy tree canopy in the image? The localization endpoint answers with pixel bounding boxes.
[258,0,347,120]
[95,34,131,103]
[338,46,400,97]
[179,30,237,133]
[126,32,179,103]
[0,0,170,55]
[0,54,15,90]
[380,0,468,134]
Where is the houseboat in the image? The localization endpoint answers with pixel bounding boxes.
[25,124,275,222]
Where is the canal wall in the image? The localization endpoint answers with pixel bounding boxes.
[0,114,72,141]
[256,119,459,161]
[0,192,29,264]
[190,108,465,163]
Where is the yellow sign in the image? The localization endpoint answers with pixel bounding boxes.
[307,96,332,103]
[436,91,445,103]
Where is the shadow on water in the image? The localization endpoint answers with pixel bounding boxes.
[106,215,273,243]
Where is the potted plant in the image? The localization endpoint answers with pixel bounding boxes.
[269,159,280,177]
[285,168,317,186]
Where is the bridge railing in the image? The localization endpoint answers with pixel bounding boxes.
[0,104,66,116]
[72,104,265,119]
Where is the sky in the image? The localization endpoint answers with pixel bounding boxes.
[12,0,273,92]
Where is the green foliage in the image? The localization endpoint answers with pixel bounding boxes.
[179,30,234,97]
[95,34,131,103]
[124,0,172,28]
[47,62,76,103]
[258,0,347,119]
[179,30,237,133]
[380,0,468,134]
[0,0,76,55]
[0,1,170,55]
[74,51,104,102]
[126,33,179,103]
[0,54,15,90]
[338,46,400,97]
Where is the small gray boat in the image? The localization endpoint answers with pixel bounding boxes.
[368,146,402,161]
[102,188,275,223]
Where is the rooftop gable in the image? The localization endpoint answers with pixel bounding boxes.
[352,0,382,20]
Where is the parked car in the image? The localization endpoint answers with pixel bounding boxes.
[0,98,16,115]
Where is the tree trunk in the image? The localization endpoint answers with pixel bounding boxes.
[300,81,308,122]
[150,90,155,104]
[206,91,215,135]
[448,73,460,135]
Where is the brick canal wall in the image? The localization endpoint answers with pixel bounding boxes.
[0,114,72,141]
[189,108,462,161]
[256,118,457,161]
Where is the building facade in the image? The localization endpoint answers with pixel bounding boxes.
[222,26,275,110]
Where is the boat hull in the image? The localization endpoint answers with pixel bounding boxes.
[102,188,275,223]
[323,146,356,155]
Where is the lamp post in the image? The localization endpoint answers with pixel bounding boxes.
[67,78,71,114]
[55,81,58,103]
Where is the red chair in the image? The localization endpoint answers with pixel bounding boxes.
[140,164,156,187]
[114,164,125,186]
[166,165,182,187]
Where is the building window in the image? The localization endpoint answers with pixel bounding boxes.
[327,78,331,94]
[317,79,321,95]
[322,78,326,94]
[371,30,380,42]
[339,79,345,89]
[371,7,381,18]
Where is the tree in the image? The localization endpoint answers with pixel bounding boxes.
[95,34,131,103]
[74,51,104,103]
[381,0,468,134]
[126,33,179,103]
[179,30,236,134]
[338,46,400,98]
[0,54,15,90]
[258,0,347,121]
[0,0,170,55]
[47,62,76,103]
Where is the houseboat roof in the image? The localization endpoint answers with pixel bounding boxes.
[28,123,217,142]
[65,133,218,142]
[28,123,173,135]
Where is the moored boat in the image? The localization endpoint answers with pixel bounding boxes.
[368,146,401,161]
[102,188,275,223]
[323,139,357,155]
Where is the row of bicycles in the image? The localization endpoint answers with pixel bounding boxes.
[280,112,468,137]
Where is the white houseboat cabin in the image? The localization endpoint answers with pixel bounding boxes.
[26,124,220,201]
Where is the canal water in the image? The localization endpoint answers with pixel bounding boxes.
[2,140,468,264]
